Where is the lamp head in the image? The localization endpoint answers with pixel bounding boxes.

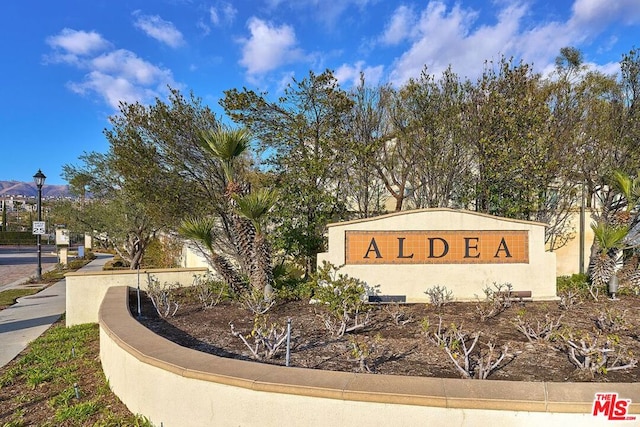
[33,169,46,188]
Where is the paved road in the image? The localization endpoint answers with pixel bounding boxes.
[0,245,58,291]
[0,251,112,367]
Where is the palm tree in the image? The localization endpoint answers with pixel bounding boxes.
[179,217,247,294]
[191,127,276,298]
[233,189,278,296]
[589,221,628,298]
[198,127,256,276]
[608,170,640,291]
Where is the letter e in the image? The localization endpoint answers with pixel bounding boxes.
[464,237,480,258]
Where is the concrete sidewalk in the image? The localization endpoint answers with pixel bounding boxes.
[0,253,112,367]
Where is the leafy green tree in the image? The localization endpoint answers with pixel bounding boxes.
[221,70,353,275]
[370,85,420,212]
[394,66,475,209]
[105,88,224,224]
[61,152,160,269]
[61,89,227,269]
[469,57,558,219]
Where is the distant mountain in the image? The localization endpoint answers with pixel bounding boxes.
[0,180,72,198]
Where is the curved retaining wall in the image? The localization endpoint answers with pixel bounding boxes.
[66,267,208,326]
[99,286,640,426]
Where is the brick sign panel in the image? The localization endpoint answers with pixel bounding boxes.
[345,230,529,264]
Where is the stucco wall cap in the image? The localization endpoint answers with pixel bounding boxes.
[325,208,549,228]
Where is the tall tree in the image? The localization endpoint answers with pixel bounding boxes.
[469,57,558,219]
[61,152,160,269]
[396,66,475,209]
[221,70,353,275]
[342,74,389,218]
[62,89,229,269]
[371,85,421,212]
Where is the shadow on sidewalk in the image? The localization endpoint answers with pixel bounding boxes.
[0,314,61,333]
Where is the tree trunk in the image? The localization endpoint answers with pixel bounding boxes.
[208,252,248,294]
[251,233,273,292]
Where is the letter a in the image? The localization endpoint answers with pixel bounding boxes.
[494,238,512,258]
[364,238,382,259]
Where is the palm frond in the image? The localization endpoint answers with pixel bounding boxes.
[179,217,217,252]
[612,170,640,213]
[591,221,628,253]
[198,127,252,185]
[232,189,278,233]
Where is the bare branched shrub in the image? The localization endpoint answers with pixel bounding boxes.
[191,273,230,309]
[382,302,414,326]
[424,285,453,311]
[318,310,370,338]
[146,276,180,318]
[558,290,582,310]
[229,315,288,360]
[474,282,514,321]
[426,317,510,379]
[594,307,629,333]
[557,329,638,376]
[347,334,382,373]
[513,313,563,342]
[239,287,276,315]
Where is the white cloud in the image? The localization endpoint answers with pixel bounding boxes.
[91,50,173,86]
[384,0,640,86]
[133,14,184,48]
[239,17,304,75]
[45,29,111,60]
[67,71,154,109]
[570,0,640,30]
[45,28,177,109]
[210,3,237,26]
[210,8,220,26]
[197,20,211,36]
[335,61,384,87]
[388,2,491,83]
[381,5,416,46]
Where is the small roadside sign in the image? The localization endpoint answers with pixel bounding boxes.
[33,221,46,235]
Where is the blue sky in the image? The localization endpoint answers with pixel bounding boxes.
[1,0,639,185]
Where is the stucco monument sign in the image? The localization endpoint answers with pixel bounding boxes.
[317,208,557,302]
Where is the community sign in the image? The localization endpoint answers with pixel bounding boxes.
[318,208,557,302]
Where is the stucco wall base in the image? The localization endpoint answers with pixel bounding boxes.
[99,286,640,426]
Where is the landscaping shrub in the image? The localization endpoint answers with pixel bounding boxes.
[310,261,371,337]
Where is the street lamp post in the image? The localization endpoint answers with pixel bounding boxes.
[33,169,46,281]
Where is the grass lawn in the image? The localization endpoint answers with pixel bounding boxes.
[0,288,40,309]
[0,319,153,426]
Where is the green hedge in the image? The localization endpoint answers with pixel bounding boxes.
[0,232,37,245]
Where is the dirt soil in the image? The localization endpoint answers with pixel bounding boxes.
[133,290,640,382]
